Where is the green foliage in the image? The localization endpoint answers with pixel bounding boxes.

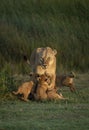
[0,65,15,99]
[0,0,89,72]
[0,63,31,100]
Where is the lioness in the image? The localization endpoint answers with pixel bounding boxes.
[56,72,76,92]
[24,47,57,90]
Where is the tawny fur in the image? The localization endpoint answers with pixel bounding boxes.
[34,74,48,101]
[56,72,76,92]
[47,88,66,100]
[12,81,34,101]
[12,73,39,101]
[35,74,67,101]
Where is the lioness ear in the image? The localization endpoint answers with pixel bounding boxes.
[36,74,40,78]
[53,49,57,55]
[29,72,34,77]
[37,48,43,53]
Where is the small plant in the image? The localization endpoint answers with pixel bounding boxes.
[0,66,16,100]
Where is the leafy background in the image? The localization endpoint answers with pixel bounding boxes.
[0,0,89,74]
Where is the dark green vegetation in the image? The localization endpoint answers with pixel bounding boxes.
[0,73,89,130]
[0,0,89,73]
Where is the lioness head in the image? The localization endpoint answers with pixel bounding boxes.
[37,47,57,69]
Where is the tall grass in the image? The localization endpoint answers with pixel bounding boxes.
[0,0,89,73]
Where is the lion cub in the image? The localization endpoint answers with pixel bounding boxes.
[12,73,39,101]
[12,81,34,101]
[56,72,76,92]
[34,74,51,101]
[47,88,67,100]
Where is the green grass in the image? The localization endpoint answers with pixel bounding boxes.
[0,101,89,130]
[0,73,89,130]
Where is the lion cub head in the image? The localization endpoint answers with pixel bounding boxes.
[38,74,51,87]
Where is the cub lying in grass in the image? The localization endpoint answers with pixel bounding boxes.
[56,72,76,92]
[47,88,67,100]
